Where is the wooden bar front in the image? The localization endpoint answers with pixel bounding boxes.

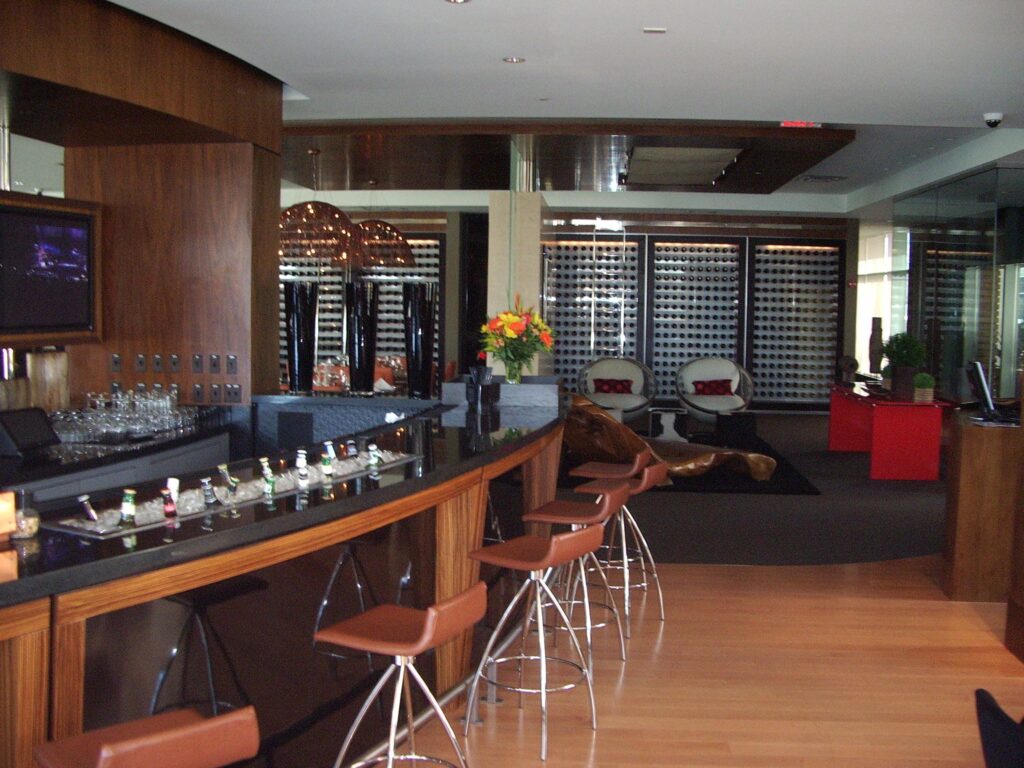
[2,423,562,766]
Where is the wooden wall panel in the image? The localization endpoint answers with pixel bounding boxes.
[0,0,281,152]
[64,143,276,405]
[0,600,50,768]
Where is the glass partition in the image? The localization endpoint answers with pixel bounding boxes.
[892,166,1024,401]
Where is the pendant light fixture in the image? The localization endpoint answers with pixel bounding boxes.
[279,149,366,267]
[357,218,416,268]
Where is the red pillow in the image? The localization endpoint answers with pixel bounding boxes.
[593,378,634,394]
[693,378,733,395]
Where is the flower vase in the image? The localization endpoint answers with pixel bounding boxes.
[504,360,524,384]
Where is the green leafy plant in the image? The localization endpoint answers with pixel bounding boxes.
[882,333,926,368]
[913,371,936,388]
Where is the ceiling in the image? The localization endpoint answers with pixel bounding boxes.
[59,1,1024,197]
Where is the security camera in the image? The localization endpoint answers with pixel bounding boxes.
[984,112,1003,128]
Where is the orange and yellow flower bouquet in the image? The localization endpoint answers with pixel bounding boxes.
[478,296,554,383]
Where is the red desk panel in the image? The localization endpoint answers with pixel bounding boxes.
[829,385,949,481]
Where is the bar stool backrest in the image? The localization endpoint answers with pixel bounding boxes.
[593,483,631,524]
[625,447,654,477]
[96,707,259,768]
[421,580,487,654]
[630,462,669,495]
[548,523,605,566]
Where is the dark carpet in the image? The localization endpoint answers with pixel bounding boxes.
[535,414,945,566]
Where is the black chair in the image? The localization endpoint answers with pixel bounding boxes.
[975,688,1024,767]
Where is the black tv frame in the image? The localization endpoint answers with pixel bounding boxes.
[0,190,103,347]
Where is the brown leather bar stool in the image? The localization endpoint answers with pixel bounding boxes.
[315,581,487,768]
[463,525,602,761]
[568,446,653,482]
[574,462,669,635]
[34,705,259,768]
[520,482,631,669]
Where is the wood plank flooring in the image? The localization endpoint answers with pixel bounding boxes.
[404,556,1024,767]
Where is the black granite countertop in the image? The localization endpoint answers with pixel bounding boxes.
[0,402,563,608]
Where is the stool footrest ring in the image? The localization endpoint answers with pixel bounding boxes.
[481,654,587,695]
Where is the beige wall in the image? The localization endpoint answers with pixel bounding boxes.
[485,192,552,376]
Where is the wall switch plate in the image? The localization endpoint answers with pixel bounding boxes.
[209,354,221,374]
[192,354,203,374]
[225,384,242,403]
[226,355,238,375]
[111,381,122,393]
[193,384,204,403]
[134,354,146,373]
[152,354,163,373]
[209,383,222,403]
[169,354,181,373]
[110,353,122,373]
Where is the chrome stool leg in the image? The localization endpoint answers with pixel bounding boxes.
[622,504,665,622]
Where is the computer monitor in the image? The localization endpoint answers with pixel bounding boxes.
[0,408,60,458]
[965,360,999,419]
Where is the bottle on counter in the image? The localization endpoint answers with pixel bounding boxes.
[166,477,180,505]
[119,488,137,527]
[345,439,358,458]
[321,452,334,477]
[296,449,309,488]
[217,463,240,495]
[200,477,218,507]
[367,442,381,466]
[161,488,177,519]
[323,440,337,461]
[77,493,99,522]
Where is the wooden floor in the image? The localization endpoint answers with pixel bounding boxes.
[404,556,1024,767]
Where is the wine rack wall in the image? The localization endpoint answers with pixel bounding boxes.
[751,243,841,404]
[651,241,741,399]
[542,239,641,388]
[542,235,844,407]
[278,237,442,369]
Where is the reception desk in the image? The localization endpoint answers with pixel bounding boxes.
[828,384,949,480]
[0,403,564,768]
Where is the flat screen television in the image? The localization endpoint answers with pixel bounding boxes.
[0,191,102,346]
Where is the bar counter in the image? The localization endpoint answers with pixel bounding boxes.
[0,401,565,768]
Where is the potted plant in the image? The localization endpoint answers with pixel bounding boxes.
[881,363,893,390]
[882,332,926,400]
[913,371,936,403]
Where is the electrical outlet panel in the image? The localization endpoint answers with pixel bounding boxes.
[134,354,146,373]
[209,383,222,403]
[209,354,221,374]
[151,382,163,391]
[192,384,204,403]
[152,354,163,373]
[169,354,181,373]
[110,354,121,373]
[134,382,147,393]
[225,384,242,403]
[226,355,238,375]
[192,354,203,374]
[111,381,122,393]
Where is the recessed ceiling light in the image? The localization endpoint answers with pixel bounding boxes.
[642,26,667,34]
[538,97,551,102]
[445,0,470,4]
[503,56,526,64]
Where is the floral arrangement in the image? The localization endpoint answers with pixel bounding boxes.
[478,295,554,383]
